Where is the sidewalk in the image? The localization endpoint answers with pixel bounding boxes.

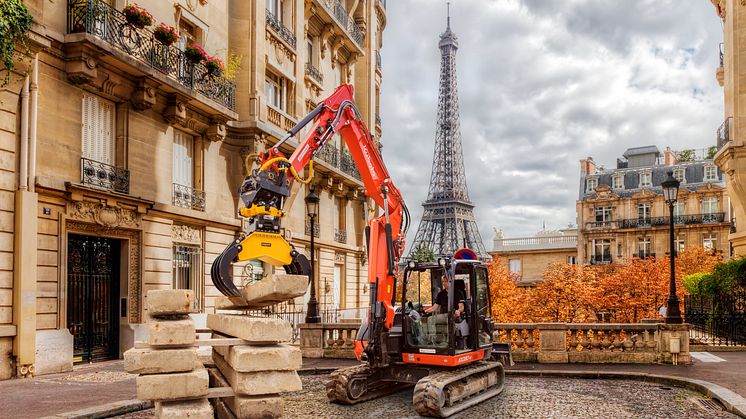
[3,352,744,419]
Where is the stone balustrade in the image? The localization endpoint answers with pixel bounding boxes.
[267,105,296,132]
[299,322,360,359]
[494,322,690,364]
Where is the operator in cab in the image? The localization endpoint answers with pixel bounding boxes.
[425,275,465,318]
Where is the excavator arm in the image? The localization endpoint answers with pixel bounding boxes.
[211,85,409,333]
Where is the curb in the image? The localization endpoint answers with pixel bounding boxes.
[38,400,152,419]
[505,370,746,418]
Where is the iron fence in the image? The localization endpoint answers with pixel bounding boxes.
[305,62,323,84]
[173,245,202,311]
[316,143,339,167]
[718,117,731,152]
[686,292,746,346]
[81,157,129,194]
[266,10,297,49]
[632,252,655,259]
[340,148,361,180]
[590,255,612,265]
[68,0,235,111]
[173,183,206,212]
[621,213,725,229]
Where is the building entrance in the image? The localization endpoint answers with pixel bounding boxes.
[67,234,120,364]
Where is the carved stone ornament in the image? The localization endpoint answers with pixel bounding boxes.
[335,252,345,263]
[131,78,160,111]
[66,44,99,85]
[163,94,189,125]
[206,122,226,142]
[172,225,201,244]
[266,32,296,63]
[69,201,141,229]
[66,220,143,323]
[320,25,335,59]
[587,184,619,202]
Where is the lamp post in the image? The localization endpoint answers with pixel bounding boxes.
[661,171,683,324]
[304,189,321,324]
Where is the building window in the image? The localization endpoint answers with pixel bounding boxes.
[82,93,116,165]
[704,165,718,182]
[674,235,685,255]
[638,237,651,258]
[595,206,612,222]
[673,201,685,223]
[702,197,717,214]
[673,168,685,183]
[245,259,264,283]
[307,38,314,65]
[593,239,611,263]
[568,256,577,265]
[267,0,284,20]
[173,244,202,310]
[265,71,286,111]
[638,203,651,222]
[639,172,651,187]
[509,259,521,276]
[586,178,598,193]
[703,233,717,249]
[173,130,194,188]
[612,175,624,190]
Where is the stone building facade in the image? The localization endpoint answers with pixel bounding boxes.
[489,228,578,285]
[0,0,386,379]
[577,146,731,266]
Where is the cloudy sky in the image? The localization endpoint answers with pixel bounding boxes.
[378,0,725,254]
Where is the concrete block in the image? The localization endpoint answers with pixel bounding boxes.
[211,397,238,419]
[214,274,308,310]
[124,347,199,374]
[213,349,301,395]
[209,368,283,419]
[136,365,209,400]
[155,399,213,419]
[146,314,196,346]
[206,314,291,343]
[212,342,301,372]
[34,329,73,376]
[147,289,198,316]
[0,337,12,380]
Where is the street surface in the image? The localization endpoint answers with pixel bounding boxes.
[113,375,739,419]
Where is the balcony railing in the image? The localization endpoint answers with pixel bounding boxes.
[719,42,724,67]
[334,228,347,243]
[632,252,656,259]
[315,144,361,180]
[81,157,129,194]
[173,183,205,212]
[717,117,731,151]
[585,220,619,230]
[340,148,362,180]
[375,114,381,127]
[590,255,612,265]
[316,0,364,48]
[266,10,297,49]
[68,0,235,111]
[267,105,296,132]
[621,213,725,229]
[305,221,320,238]
[305,62,323,84]
[376,50,382,71]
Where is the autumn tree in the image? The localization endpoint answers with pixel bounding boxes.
[486,257,524,323]
[527,262,596,323]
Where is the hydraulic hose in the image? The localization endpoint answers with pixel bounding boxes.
[260,156,314,184]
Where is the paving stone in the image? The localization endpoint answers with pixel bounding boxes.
[124,347,199,375]
[212,342,301,372]
[213,349,301,396]
[214,274,307,310]
[146,314,196,346]
[136,365,209,400]
[147,289,198,316]
[206,314,291,343]
[155,399,213,419]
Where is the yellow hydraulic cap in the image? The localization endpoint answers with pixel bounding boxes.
[240,204,286,219]
[236,231,294,267]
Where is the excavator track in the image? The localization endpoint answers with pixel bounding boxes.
[326,364,414,405]
[412,361,505,418]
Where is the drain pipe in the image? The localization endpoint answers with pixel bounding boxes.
[28,54,38,192]
[19,75,29,191]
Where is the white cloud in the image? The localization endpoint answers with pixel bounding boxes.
[379,0,724,253]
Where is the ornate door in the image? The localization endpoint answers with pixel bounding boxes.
[67,234,120,364]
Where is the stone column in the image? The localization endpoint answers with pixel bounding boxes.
[537,323,569,363]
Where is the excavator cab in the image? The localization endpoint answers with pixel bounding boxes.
[400,259,495,361]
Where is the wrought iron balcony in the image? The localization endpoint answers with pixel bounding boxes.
[334,228,347,244]
[375,114,382,127]
[719,42,724,67]
[590,255,612,265]
[621,213,726,229]
[340,148,362,180]
[315,144,361,180]
[68,0,236,111]
[173,183,205,212]
[376,50,382,71]
[585,220,619,230]
[316,143,339,167]
[305,62,323,84]
[81,158,129,194]
[632,252,656,259]
[717,117,731,151]
[305,221,320,238]
[316,0,364,48]
[266,11,297,49]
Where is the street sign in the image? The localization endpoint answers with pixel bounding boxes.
[454,248,478,260]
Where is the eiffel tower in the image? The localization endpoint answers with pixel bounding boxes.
[408,9,488,261]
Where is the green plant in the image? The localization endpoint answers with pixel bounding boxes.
[184,43,206,62]
[0,0,34,87]
[153,23,178,45]
[678,149,696,162]
[706,145,717,160]
[122,3,153,28]
[204,56,224,73]
[215,49,242,81]
[410,243,436,263]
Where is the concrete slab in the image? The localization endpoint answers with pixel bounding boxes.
[206,314,291,343]
[147,289,199,316]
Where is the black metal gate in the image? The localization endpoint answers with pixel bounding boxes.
[67,234,120,364]
[685,292,746,346]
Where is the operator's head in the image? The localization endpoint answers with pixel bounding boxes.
[442,276,449,290]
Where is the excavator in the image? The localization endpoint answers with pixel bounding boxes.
[211,85,511,417]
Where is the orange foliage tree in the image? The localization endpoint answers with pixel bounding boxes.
[486,257,525,323]
[527,262,596,323]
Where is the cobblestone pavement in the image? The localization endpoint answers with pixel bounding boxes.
[112,375,740,419]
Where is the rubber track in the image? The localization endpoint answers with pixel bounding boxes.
[326,364,413,405]
[412,361,505,418]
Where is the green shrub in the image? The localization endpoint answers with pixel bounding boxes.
[0,0,34,87]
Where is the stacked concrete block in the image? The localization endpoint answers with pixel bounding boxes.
[124,289,213,418]
[214,274,307,310]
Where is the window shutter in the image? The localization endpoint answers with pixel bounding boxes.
[101,100,115,165]
[82,94,115,165]
[173,131,193,187]
[82,95,93,160]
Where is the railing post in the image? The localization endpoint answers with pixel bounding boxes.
[537,323,569,363]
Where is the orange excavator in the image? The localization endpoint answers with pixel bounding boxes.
[211,85,511,417]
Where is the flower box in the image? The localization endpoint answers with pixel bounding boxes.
[204,56,224,75]
[122,4,153,29]
[184,43,207,63]
[153,23,179,46]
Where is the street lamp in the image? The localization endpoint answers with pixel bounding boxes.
[661,171,683,324]
[304,188,321,324]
